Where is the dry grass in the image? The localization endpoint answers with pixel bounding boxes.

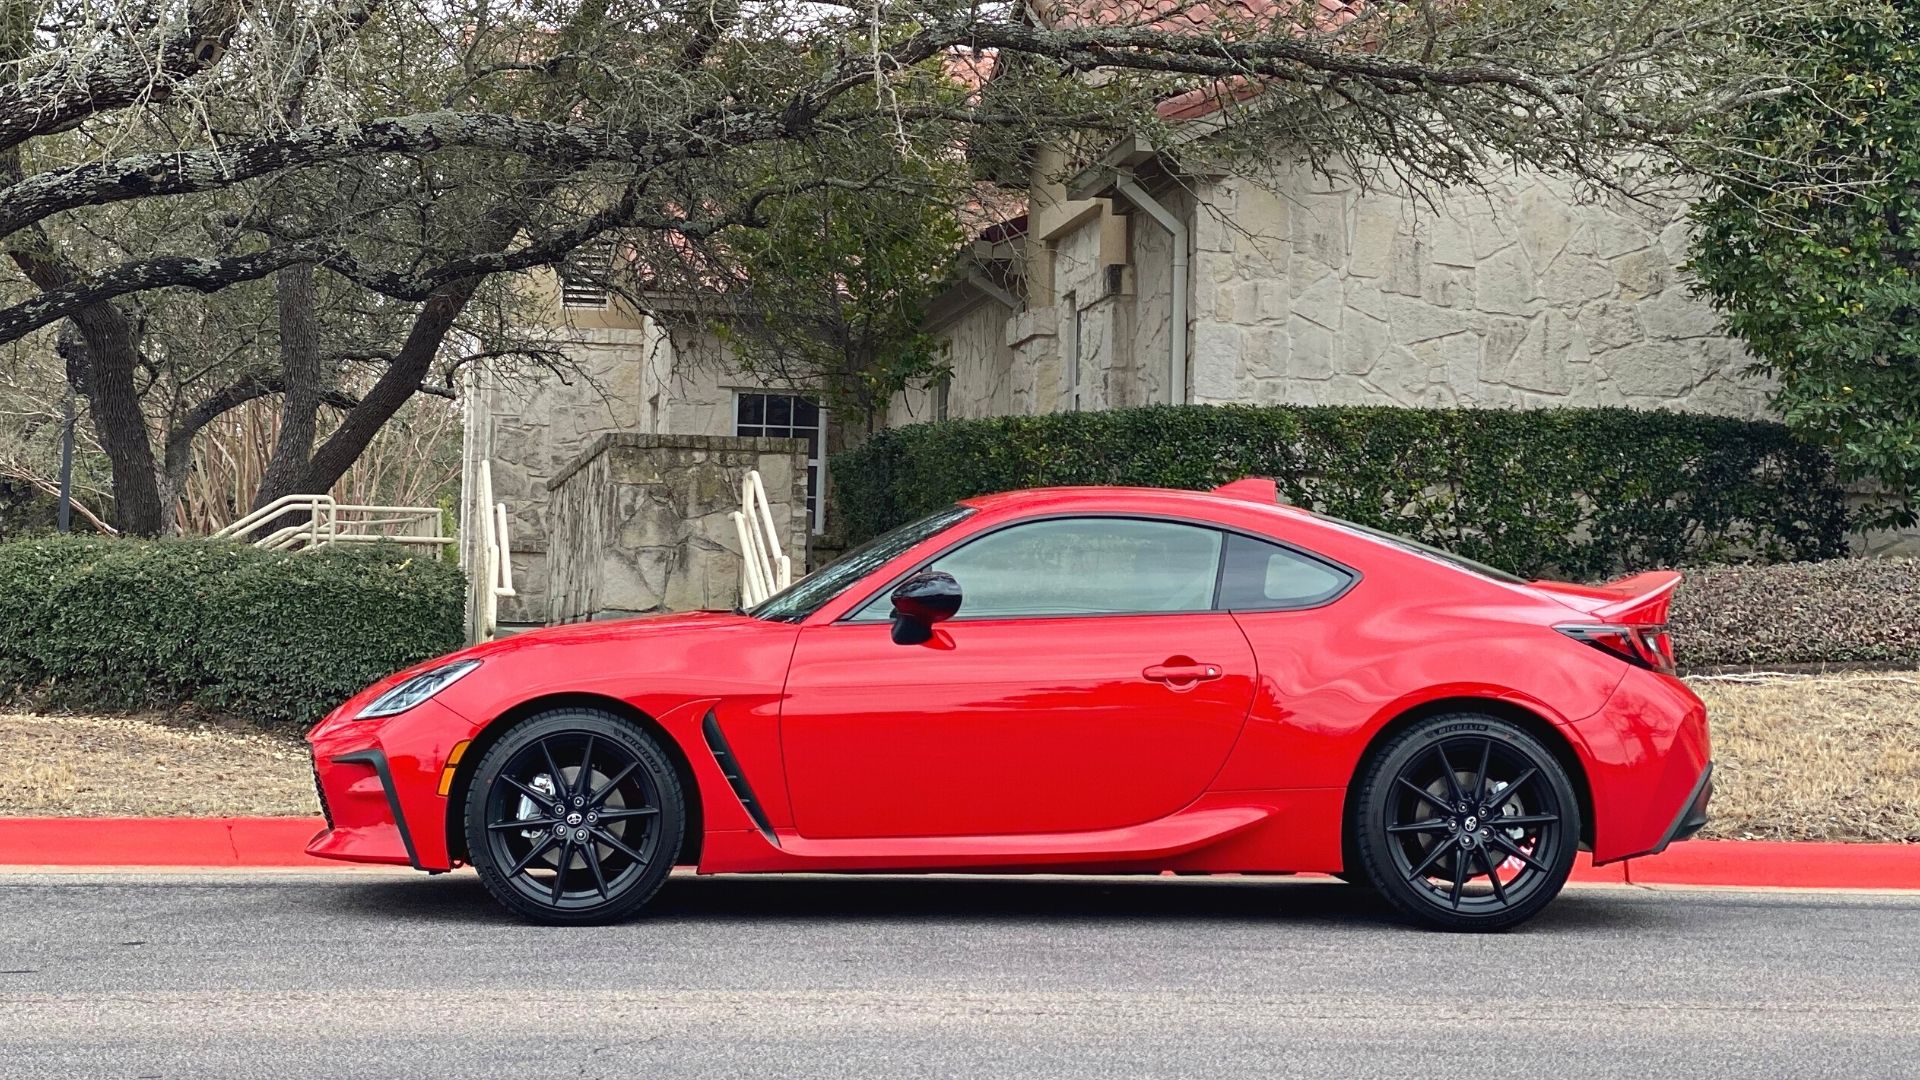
[1,675,1916,841]
[1690,672,1920,843]
[0,711,317,817]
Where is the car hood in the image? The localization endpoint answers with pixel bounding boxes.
[311,610,761,735]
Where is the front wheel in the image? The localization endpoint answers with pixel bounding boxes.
[464,709,685,925]
[1350,713,1581,932]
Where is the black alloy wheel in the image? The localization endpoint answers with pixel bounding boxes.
[464,709,684,925]
[1350,713,1580,932]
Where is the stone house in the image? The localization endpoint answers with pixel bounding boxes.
[462,134,1772,629]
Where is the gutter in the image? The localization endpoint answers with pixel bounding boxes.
[1114,177,1189,406]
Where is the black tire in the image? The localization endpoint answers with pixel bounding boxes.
[464,708,685,925]
[1350,713,1580,932]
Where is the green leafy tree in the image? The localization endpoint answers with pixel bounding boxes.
[715,164,965,434]
[1690,4,1920,524]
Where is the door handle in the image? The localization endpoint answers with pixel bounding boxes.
[1143,659,1223,687]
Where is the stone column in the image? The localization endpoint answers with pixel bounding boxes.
[545,433,810,623]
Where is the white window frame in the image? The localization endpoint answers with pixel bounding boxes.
[733,390,827,534]
[1064,292,1082,412]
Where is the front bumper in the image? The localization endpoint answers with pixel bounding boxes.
[306,697,477,871]
[306,748,422,869]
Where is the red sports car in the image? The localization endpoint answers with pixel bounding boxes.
[307,479,1712,931]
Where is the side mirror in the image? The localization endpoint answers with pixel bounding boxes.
[890,569,962,645]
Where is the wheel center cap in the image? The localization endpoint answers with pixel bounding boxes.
[566,812,583,826]
[1463,815,1478,830]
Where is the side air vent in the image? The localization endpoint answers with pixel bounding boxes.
[701,710,777,844]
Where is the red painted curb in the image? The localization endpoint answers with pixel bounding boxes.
[1621,840,1920,890]
[0,820,1914,888]
[0,817,328,867]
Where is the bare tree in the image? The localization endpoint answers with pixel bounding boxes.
[0,0,1837,532]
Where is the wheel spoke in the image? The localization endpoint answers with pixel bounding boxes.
[500,774,553,806]
[1487,813,1558,829]
[1492,767,1538,808]
[587,762,639,807]
[1387,819,1449,835]
[489,817,559,832]
[594,806,658,822]
[1447,849,1468,909]
[591,826,648,867]
[1434,744,1465,805]
[1396,777,1449,810]
[1471,739,1492,805]
[1406,837,1454,882]
[575,735,597,798]
[583,838,611,900]
[1478,848,1510,906]
[549,840,572,903]
[538,738,565,794]
[1489,832,1551,874]
[507,834,557,877]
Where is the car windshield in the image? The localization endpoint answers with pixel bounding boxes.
[750,505,976,622]
[1317,514,1530,585]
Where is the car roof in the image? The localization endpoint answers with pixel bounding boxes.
[959,484,1312,520]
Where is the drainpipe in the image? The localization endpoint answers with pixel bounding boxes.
[1115,177,1190,406]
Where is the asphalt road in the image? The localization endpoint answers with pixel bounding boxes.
[0,871,1914,1080]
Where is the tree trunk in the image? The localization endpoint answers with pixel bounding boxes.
[293,276,483,494]
[50,318,166,536]
[252,260,323,511]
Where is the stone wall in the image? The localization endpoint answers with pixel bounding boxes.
[546,433,810,623]
[461,324,668,626]
[1180,169,1770,415]
[921,166,1771,421]
[889,297,1019,426]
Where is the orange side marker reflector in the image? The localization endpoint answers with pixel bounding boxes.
[437,739,472,797]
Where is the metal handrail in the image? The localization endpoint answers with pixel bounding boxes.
[732,469,791,607]
[213,493,450,553]
[473,461,516,642]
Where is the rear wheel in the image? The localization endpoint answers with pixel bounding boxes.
[1351,713,1580,932]
[464,709,684,925]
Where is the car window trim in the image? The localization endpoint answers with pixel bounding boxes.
[831,511,1360,624]
[1215,530,1359,613]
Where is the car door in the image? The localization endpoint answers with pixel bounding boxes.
[779,516,1259,840]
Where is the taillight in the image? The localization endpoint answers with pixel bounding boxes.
[1557,623,1677,675]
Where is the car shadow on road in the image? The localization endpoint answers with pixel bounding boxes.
[321,870,1662,933]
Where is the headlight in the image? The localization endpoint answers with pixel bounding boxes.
[353,660,481,720]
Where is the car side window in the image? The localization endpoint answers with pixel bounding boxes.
[1216,532,1352,609]
[853,517,1225,620]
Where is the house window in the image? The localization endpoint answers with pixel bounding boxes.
[561,240,613,308]
[933,375,951,421]
[736,392,826,533]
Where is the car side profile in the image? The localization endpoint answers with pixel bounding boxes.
[307,478,1712,931]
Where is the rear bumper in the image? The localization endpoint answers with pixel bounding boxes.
[1573,667,1713,865]
[1623,760,1713,861]
[1664,761,1714,849]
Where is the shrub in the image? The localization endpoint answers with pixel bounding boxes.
[1671,558,1920,671]
[0,536,466,729]
[832,405,1852,579]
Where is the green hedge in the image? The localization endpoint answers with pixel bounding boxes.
[831,405,1852,579]
[0,536,466,729]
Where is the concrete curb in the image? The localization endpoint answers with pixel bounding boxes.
[0,818,1914,888]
